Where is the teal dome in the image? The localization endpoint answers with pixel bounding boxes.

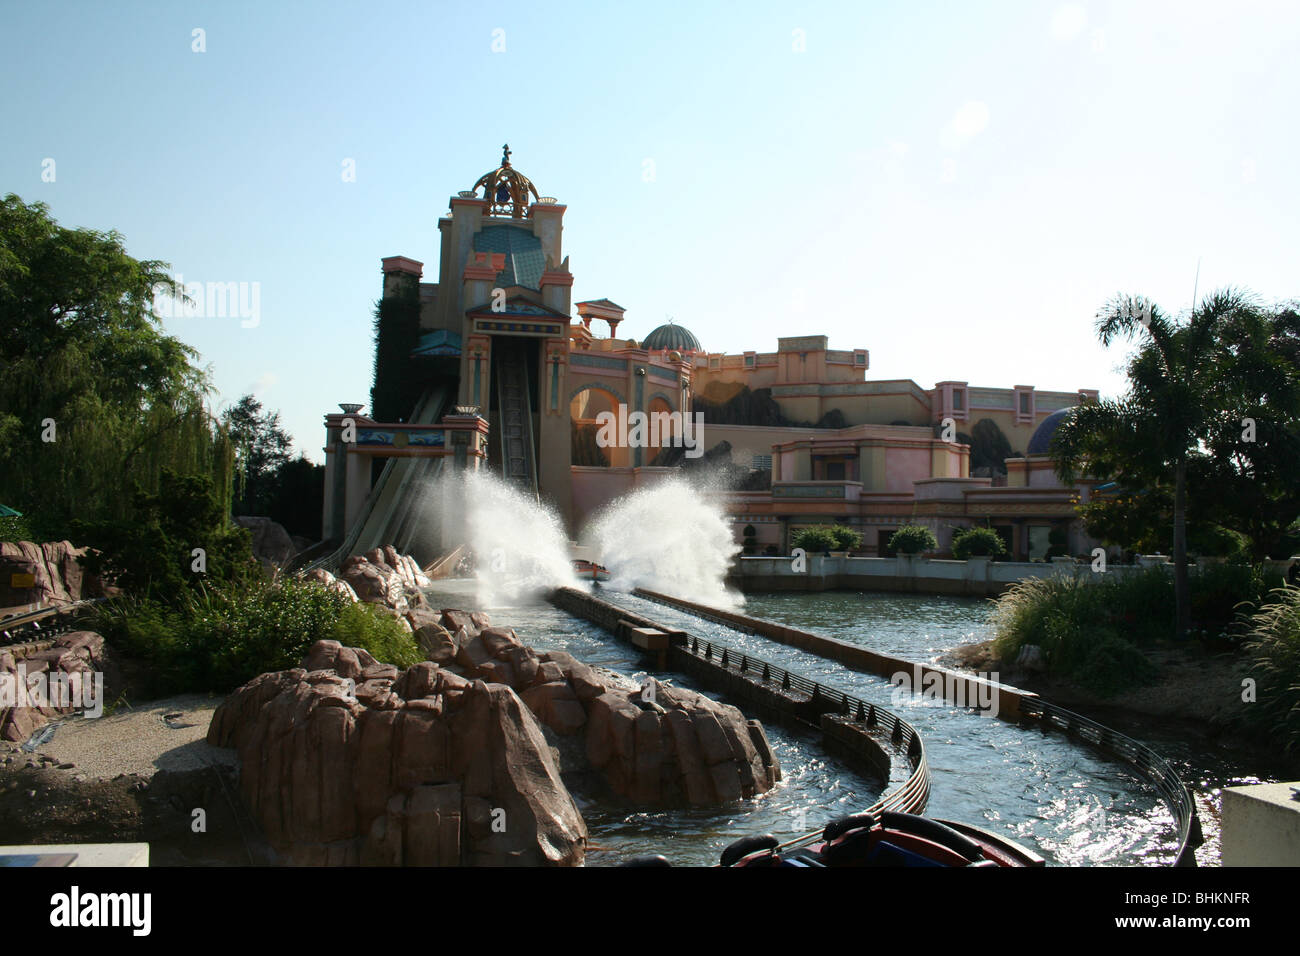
[643,323,702,352]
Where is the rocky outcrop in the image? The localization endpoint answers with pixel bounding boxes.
[0,541,112,608]
[435,610,781,807]
[207,639,587,866]
[0,631,108,742]
[337,547,431,613]
[233,516,297,570]
[302,567,360,602]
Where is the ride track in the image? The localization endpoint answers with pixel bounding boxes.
[587,586,1203,867]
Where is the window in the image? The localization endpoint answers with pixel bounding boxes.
[751,454,772,472]
[825,461,846,481]
[854,352,867,366]
[1019,392,1031,414]
[952,389,964,411]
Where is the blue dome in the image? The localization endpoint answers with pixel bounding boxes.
[643,323,702,352]
[1027,407,1076,455]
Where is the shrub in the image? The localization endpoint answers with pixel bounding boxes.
[0,513,35,543]
[830,526,862,551]
[1241,585,1300,753]
[889,525,937,555]
[90,578,420,699]
[791,526,838,554]
[952,527,1007,560]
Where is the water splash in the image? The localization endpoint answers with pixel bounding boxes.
[438,470,576,604]
[581,477,742,608]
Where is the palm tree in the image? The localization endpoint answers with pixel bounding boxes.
[1052,289,1261,641]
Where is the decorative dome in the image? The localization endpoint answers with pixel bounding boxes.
[1027,406,1076,455]
[472,144,540,219]
[643,322,702,353]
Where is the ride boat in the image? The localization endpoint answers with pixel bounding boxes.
[572,559,611,582]
[619,811,1045,867]
[720,811,1046,867]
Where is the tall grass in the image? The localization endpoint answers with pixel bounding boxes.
[1242,585,1300,753]
[991,564,1273,696]
[91,577,421,699]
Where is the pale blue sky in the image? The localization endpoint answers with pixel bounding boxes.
[3,1,1296,460]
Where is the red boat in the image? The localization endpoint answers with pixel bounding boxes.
[572,559,611,582]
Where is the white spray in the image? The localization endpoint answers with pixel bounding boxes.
[581,477,743,609]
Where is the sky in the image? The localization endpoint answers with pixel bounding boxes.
[3,1,1297,461]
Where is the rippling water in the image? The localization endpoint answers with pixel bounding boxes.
[427,580,1258,866]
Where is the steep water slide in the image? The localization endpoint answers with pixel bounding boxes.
[305,384,454,574]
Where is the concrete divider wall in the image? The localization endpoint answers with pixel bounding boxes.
[549,586,919,797]
[735,554,1299,598]
[636,587,1035,722]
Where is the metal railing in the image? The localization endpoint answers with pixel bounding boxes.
[676,631,931,823]
[1018,696,1203,866]
[1,599,103,647]
[638,587,1203,866]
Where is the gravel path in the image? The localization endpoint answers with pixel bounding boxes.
[26,694,235,781]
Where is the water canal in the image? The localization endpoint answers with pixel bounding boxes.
[425,578,1257,866]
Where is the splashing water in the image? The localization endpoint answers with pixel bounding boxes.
[442,470,576,603]
[581,478,742,608]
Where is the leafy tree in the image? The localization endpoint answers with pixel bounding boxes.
[222,394,292,515]
[73,469,258,604]
[1052,290,1299,640]
[270,455,325,539]
[0,194,233,535]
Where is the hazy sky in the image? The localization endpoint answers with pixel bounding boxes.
[4,1,1296,460]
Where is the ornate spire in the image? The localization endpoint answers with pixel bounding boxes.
[472,144,539,219]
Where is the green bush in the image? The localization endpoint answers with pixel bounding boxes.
[91,578,420,699]
[791,526,838,553]
[991,563,1276,696]
[0,513,36,543]
[830,526,862,551]
[952,527,1007,560]
[889,525,937,555]
[1241,585,1300,753]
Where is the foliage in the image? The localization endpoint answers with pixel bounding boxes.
[1051,290,1300,638]
[0,194,233,537]
[72,469,259,604]
[829,525,862,551]
[1241,585,1300,753]
[269,455,325,540]
[791,526,838,553]
[991,565,1275,695]
[0,513,35,543]
[370,284,424,423]
[222,394,292,516]
[889,525,937,555]
[968,418,1015,475]
[90,579,420,698]
[952,526,1007,559]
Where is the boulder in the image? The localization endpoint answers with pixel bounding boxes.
[0,540,112,608]
[207,639,586,866]
[233,516,297,570]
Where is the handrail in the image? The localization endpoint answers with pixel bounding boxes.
[675,632,931,851]
[1018,696,1202,867]
[1,598,104,646]
[635,587,1203,867]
